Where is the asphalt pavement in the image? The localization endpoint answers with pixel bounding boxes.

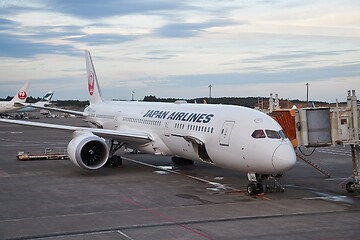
[0,116,359,240]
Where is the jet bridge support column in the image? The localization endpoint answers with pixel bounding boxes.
[347,144,360,193]
[345,90,360,193]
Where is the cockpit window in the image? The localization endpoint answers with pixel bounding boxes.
[266,129,288,139]
[279,130,288,139]
[265,130,281,139]
[252,129,289,139]
[251,129,266,139]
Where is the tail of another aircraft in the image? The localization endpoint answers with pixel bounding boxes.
[40,91,54,102]
[85,50,103,105]
[34,90,54,107]
[10,82,30,104]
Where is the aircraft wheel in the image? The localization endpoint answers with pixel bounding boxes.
[247,183,257,195]
[184,159,195,165]
[112,155,122,167]
[346,181,355,193]
[172,157,194,165]
[104,159,111,167]
[104,155,122,167]
[256,182,264,194]
[172,157,181,165]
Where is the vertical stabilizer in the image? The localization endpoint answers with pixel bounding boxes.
[40,91,54,102]
[10,82,30,104]
[34,90,54,107]
[85,50,103,104]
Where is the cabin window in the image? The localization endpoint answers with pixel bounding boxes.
[251,129,266,139]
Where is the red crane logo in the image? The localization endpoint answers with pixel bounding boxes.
[88,71,94,96]
[18,91,27,100]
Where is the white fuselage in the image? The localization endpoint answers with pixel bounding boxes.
[84,100,296,174]
[0,101,23,114]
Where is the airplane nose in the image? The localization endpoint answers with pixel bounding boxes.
[272,144,296,172]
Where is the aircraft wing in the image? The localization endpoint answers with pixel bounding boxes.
[0,119,152,145]
[21,104,84,116]
[13,102,25,107]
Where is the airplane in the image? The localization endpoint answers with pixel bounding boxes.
[0,82,30,114]
[0,50,297,195]
[20,90,54,112]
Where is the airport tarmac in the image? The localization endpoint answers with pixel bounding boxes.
[0,116,360,240]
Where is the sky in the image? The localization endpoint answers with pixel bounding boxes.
[0,0,359,102]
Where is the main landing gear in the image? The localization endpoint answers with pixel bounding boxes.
[172,157,195,165]
[104,140,125,167]
[247,173,285,195]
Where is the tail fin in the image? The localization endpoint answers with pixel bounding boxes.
[10,82,30,104]
[39,90,54,102]
[85,50,103,104]
[34,90,54,107]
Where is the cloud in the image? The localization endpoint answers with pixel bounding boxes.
[0,0,359,102]
[144,50,177,60]
[0,33,77,58]
[0,18,17,30]
[68,33,138,45]
[0,15,81,58]
[156,20,238,38]
[163,63,360,86]
[248,50,356,62]
[47,0,190,19]
[26,26,84,40]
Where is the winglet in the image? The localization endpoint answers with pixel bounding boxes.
[10,82,30,104]
[85,50,103,104]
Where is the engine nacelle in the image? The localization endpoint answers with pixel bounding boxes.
[67,132,109,170]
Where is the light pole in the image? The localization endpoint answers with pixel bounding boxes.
[208,84,212,104]
[305,83,310,107]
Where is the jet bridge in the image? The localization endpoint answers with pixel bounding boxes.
[268,90,360,193]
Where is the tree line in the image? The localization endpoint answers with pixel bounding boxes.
[1,95,331,109]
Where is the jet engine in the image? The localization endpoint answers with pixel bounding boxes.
[67,131,109,170]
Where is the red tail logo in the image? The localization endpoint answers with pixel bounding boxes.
[88,71,94,96]
[18,91,27,100]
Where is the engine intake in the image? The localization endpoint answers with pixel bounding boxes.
[67,132,109,170]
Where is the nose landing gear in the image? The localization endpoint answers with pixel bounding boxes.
[247,173,264,195]
[247,182,264,195]
[247,173,286,195]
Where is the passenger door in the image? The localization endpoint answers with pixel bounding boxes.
[219,121,235,146]
[164,121,170,137]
